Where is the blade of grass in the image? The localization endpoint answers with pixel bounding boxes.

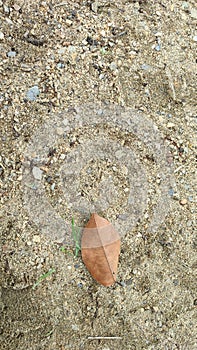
[72,217,81,257]
[32,268,55,289]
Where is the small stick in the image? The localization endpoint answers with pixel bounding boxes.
[88,336,122,340]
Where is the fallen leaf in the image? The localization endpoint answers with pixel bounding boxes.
[81,213,120,286]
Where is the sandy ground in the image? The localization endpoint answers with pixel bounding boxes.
[0,1,196,349]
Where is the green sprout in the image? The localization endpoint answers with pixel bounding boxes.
[72,217,81,257]
[32,268,55,289]
[59,246,73,256]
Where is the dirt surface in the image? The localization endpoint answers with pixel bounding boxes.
[0,1,196,349]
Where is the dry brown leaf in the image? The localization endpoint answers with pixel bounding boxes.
[81,213,120,286]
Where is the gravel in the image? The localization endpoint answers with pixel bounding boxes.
[0,1,196,349]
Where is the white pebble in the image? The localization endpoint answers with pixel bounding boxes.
[32,166,43,180]
[33,235,41,243]
[167,122,175,128]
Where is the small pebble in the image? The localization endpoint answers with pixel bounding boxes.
[7,51,16,58]
[91,1,98,13]
[60,153,66,160]
[97,109,103,116]
[0,32,4,40]
[180,198,187,205]
[167,122,175,128]
[168,188,174,196]
[56,62,65,69]
[63,119,68,126]
[51,183,55,191]
[32,166,43,180]
[182,2,189,10]
[109,62,117,71]
[124,188,129,193]
[26,86,40,101]
[33,235,41,243]
[46,176,52,184]
[65,19,72,26]
[3,5,10,13]
[193,35,197,42]
[155,44,161,51]
[13,4,21,11]
[71,324,79,331]
[120,281,126,287]
[190,8,197,19]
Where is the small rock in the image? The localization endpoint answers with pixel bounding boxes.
[26,86,40,101]
[71,324,79,331]
[7,51,16,58]
[120,281,126,287]
[97,109,103,116]
[167,122,175,128]
[13,4,21,11]
[155,44,161,51]
[190,8,197,19]
[63,118,68,126]
[182,2,189,11]
[153,306,159,312]
[193,35,197,42]
[46,176,52,184]
[51,183,55,191]
[124,188,129,193]
[68,45,76,54]
[180,198,187,205]
[32,166,43,180]
[109,62,117,71]
[168,188,174,196]
[56,62,65,68]
[3,5,10,13]
[60,153,66,160]
[65,19,72,26]
[33,235,41,243]
[91,1,98,13]
[21,64,32,72]
[0,32,4,40]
